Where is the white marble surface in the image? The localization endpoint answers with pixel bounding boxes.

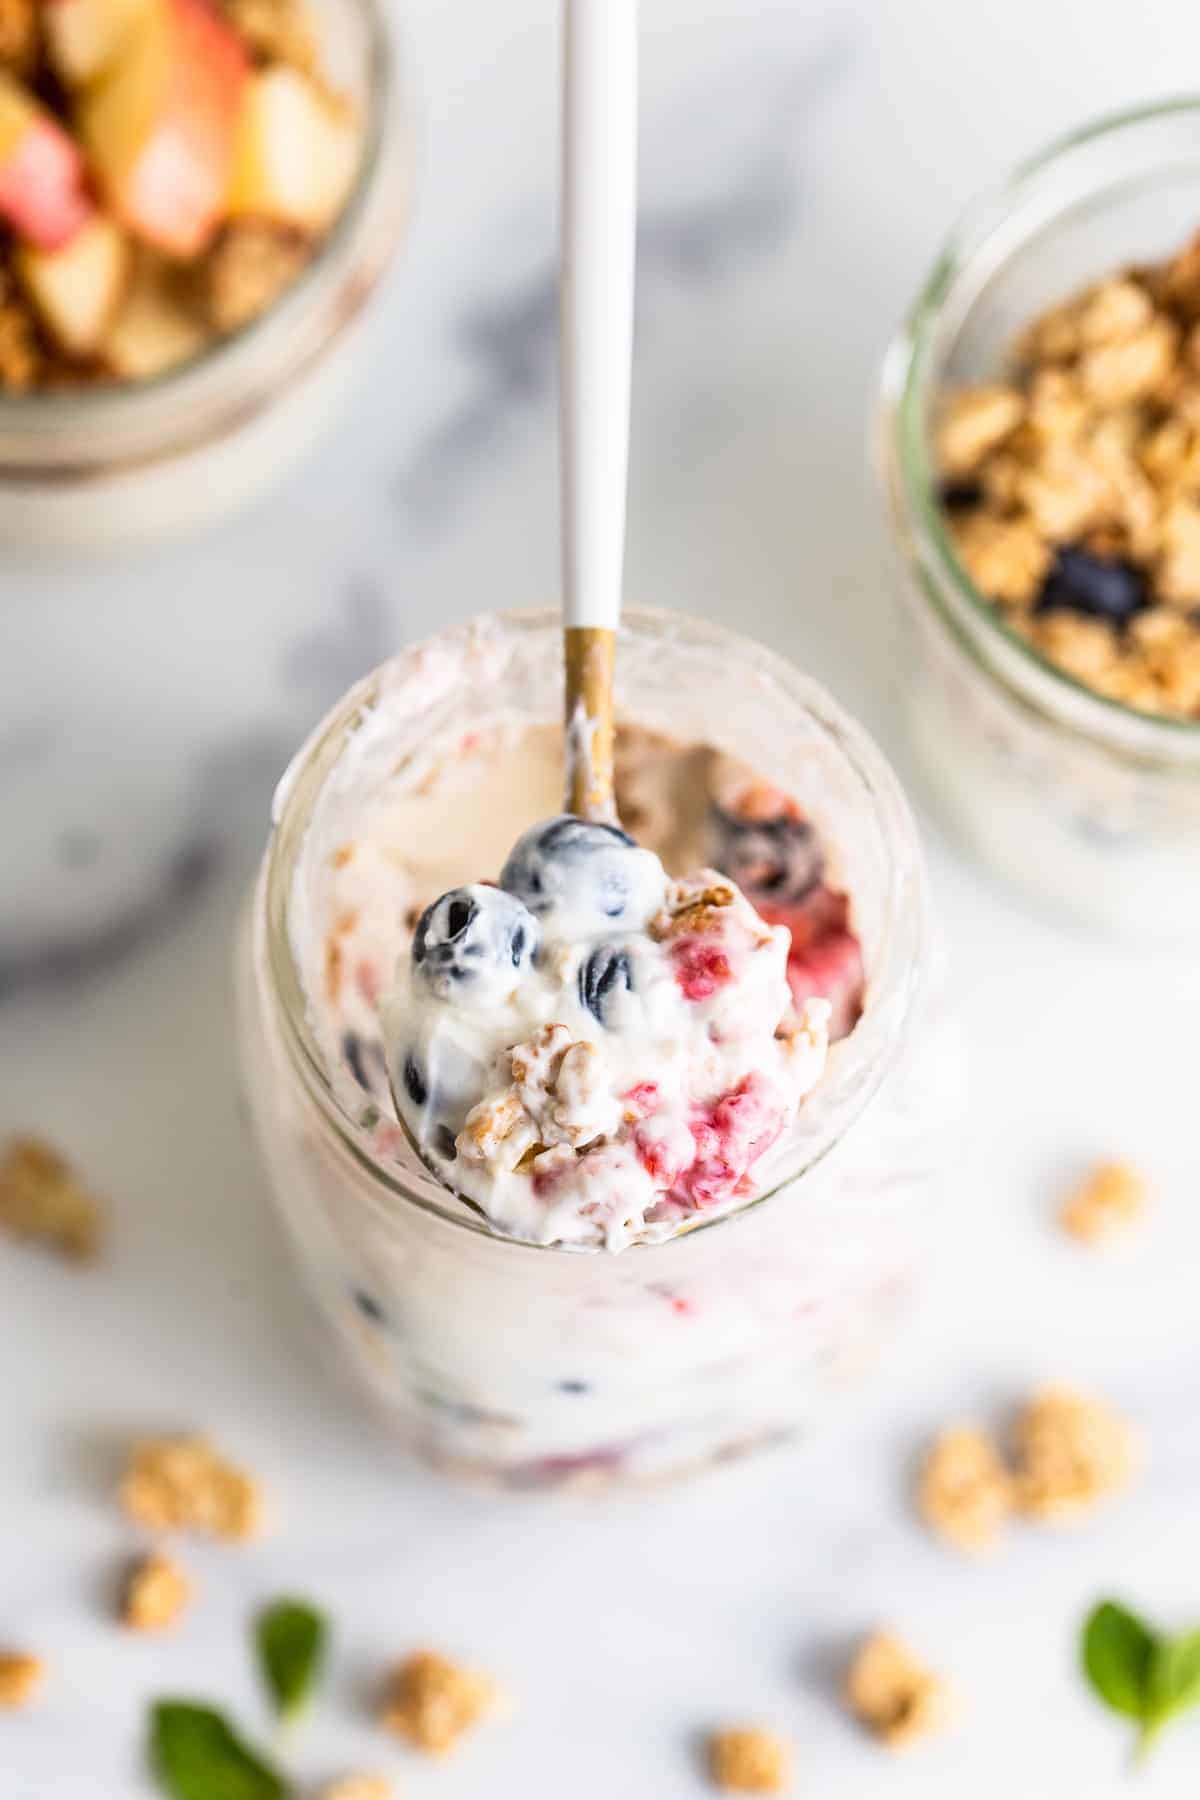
[3,1,1200,1794]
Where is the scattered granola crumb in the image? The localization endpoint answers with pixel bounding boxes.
[120,1551,192,1631]
[1012,1386,1137,1522]
[120,1437,263,1541]
[707,1726,792,1793]
[203,222,311,334]
[0,1135,102,1261]
[844,1631,952,1749]
[222,0,317,67]
[379,1650,499,1757]
[0,1651,44,1709]
[917,1425,1014,1553]
[320,1779,392,1800]
[1060,1160,1148,1243]
[0,0,36,75]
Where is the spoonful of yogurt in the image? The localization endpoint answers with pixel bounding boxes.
[380,1,831,1248]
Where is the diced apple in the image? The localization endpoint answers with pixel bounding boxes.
[227,67,359,234]
[0,74,93,251]
[17,216,131,357]
[102,258,207,378]
[80,0,248,258]
[43,0,151,87]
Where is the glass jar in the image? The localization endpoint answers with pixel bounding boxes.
[0,0,407,548]
[237,609,959,1489]
[880,101,1200,939]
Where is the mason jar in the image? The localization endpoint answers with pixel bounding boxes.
[0,0,407,548]
[880,101,1200,939]
[236,609,959,1489]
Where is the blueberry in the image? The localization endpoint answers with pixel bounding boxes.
[402,1054,428,1109]
[432,1124,458,1162]
[411,882,539,1003]
[353,1288,386,1323]
[1035,546,1148,625]
[710,805,824,905]
[939,479,984,512]
[342,1031,371,1092]
[578,942,634,1026]
[500,814,666,938]
[558,1379,590,1394]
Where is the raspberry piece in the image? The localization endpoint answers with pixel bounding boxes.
[671,935,733,1001]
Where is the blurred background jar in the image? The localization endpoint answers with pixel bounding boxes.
[880,101,1200,941]
[0,0,408,549]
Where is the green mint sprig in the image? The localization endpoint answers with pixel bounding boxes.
[255,1597,329,1722]
[149,1700,286,1800]
[1082,1600,1200,1762]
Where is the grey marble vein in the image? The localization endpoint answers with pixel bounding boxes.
[394,36,851,526]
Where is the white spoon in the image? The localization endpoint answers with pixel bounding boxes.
[560,0,638,822]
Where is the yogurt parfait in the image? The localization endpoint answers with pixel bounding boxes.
[238,609,957,1488]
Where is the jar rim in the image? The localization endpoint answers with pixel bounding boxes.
[257,606,930,1253]
[882,94,1200,755]
[0,0,406,442]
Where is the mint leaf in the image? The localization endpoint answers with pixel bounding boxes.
[254,1598,328,1721]
[1145,1629,1200,1736]
[149,1701,286,1800]
[1082,1601,1158,1720]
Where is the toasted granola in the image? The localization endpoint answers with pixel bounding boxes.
[936,227,1200,719]
[379,1650,500,1756]
[916,1424,1014,1554]
[707,1726,792,1793]
[0,1134,102,1260]
[844,1631,952,1749]
[1060,1160,1148,1243]
[0,0,36,77]
[203,222,311,333]
[0,1651,44,1708]
[320,1779,392,1800]
[121,1551,192,1631]
[221,0,317,68]
[120,1437,263,1541]
[1012,1386,1136,1523]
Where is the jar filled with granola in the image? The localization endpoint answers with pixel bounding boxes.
[0,0,405,545]
[880,101,1200,939]
[236,609,959,1490]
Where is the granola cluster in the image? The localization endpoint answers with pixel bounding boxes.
[0,1650,44,1709]
[120,1436,263,1541]
[936,232,1200,719]
[916,1424,1015,1554]
[844,1631,951,1750]
[1013,1386,1137,1524]
[0,1134,102,1261]
[1059,1159,1148,1243]
[707,1726,793,1792]
[320,1779,392,1800]
[121,1552,192,1632]
[917,1386,1135,1551]
[379,1650,500,1757]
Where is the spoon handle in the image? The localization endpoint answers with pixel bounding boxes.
[560,0,638,821]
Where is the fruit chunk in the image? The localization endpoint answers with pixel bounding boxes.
[17,215,130,356]
[102,256,205,378]
[43,0,150,86]
[227,65,358,233]
[0,73,92,251]
[79,0,248,257]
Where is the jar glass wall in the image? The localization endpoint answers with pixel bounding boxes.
[880,101,1200,939]
[237,610,958,1489]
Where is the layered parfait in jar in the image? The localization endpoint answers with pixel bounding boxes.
[238,610,958,1489]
